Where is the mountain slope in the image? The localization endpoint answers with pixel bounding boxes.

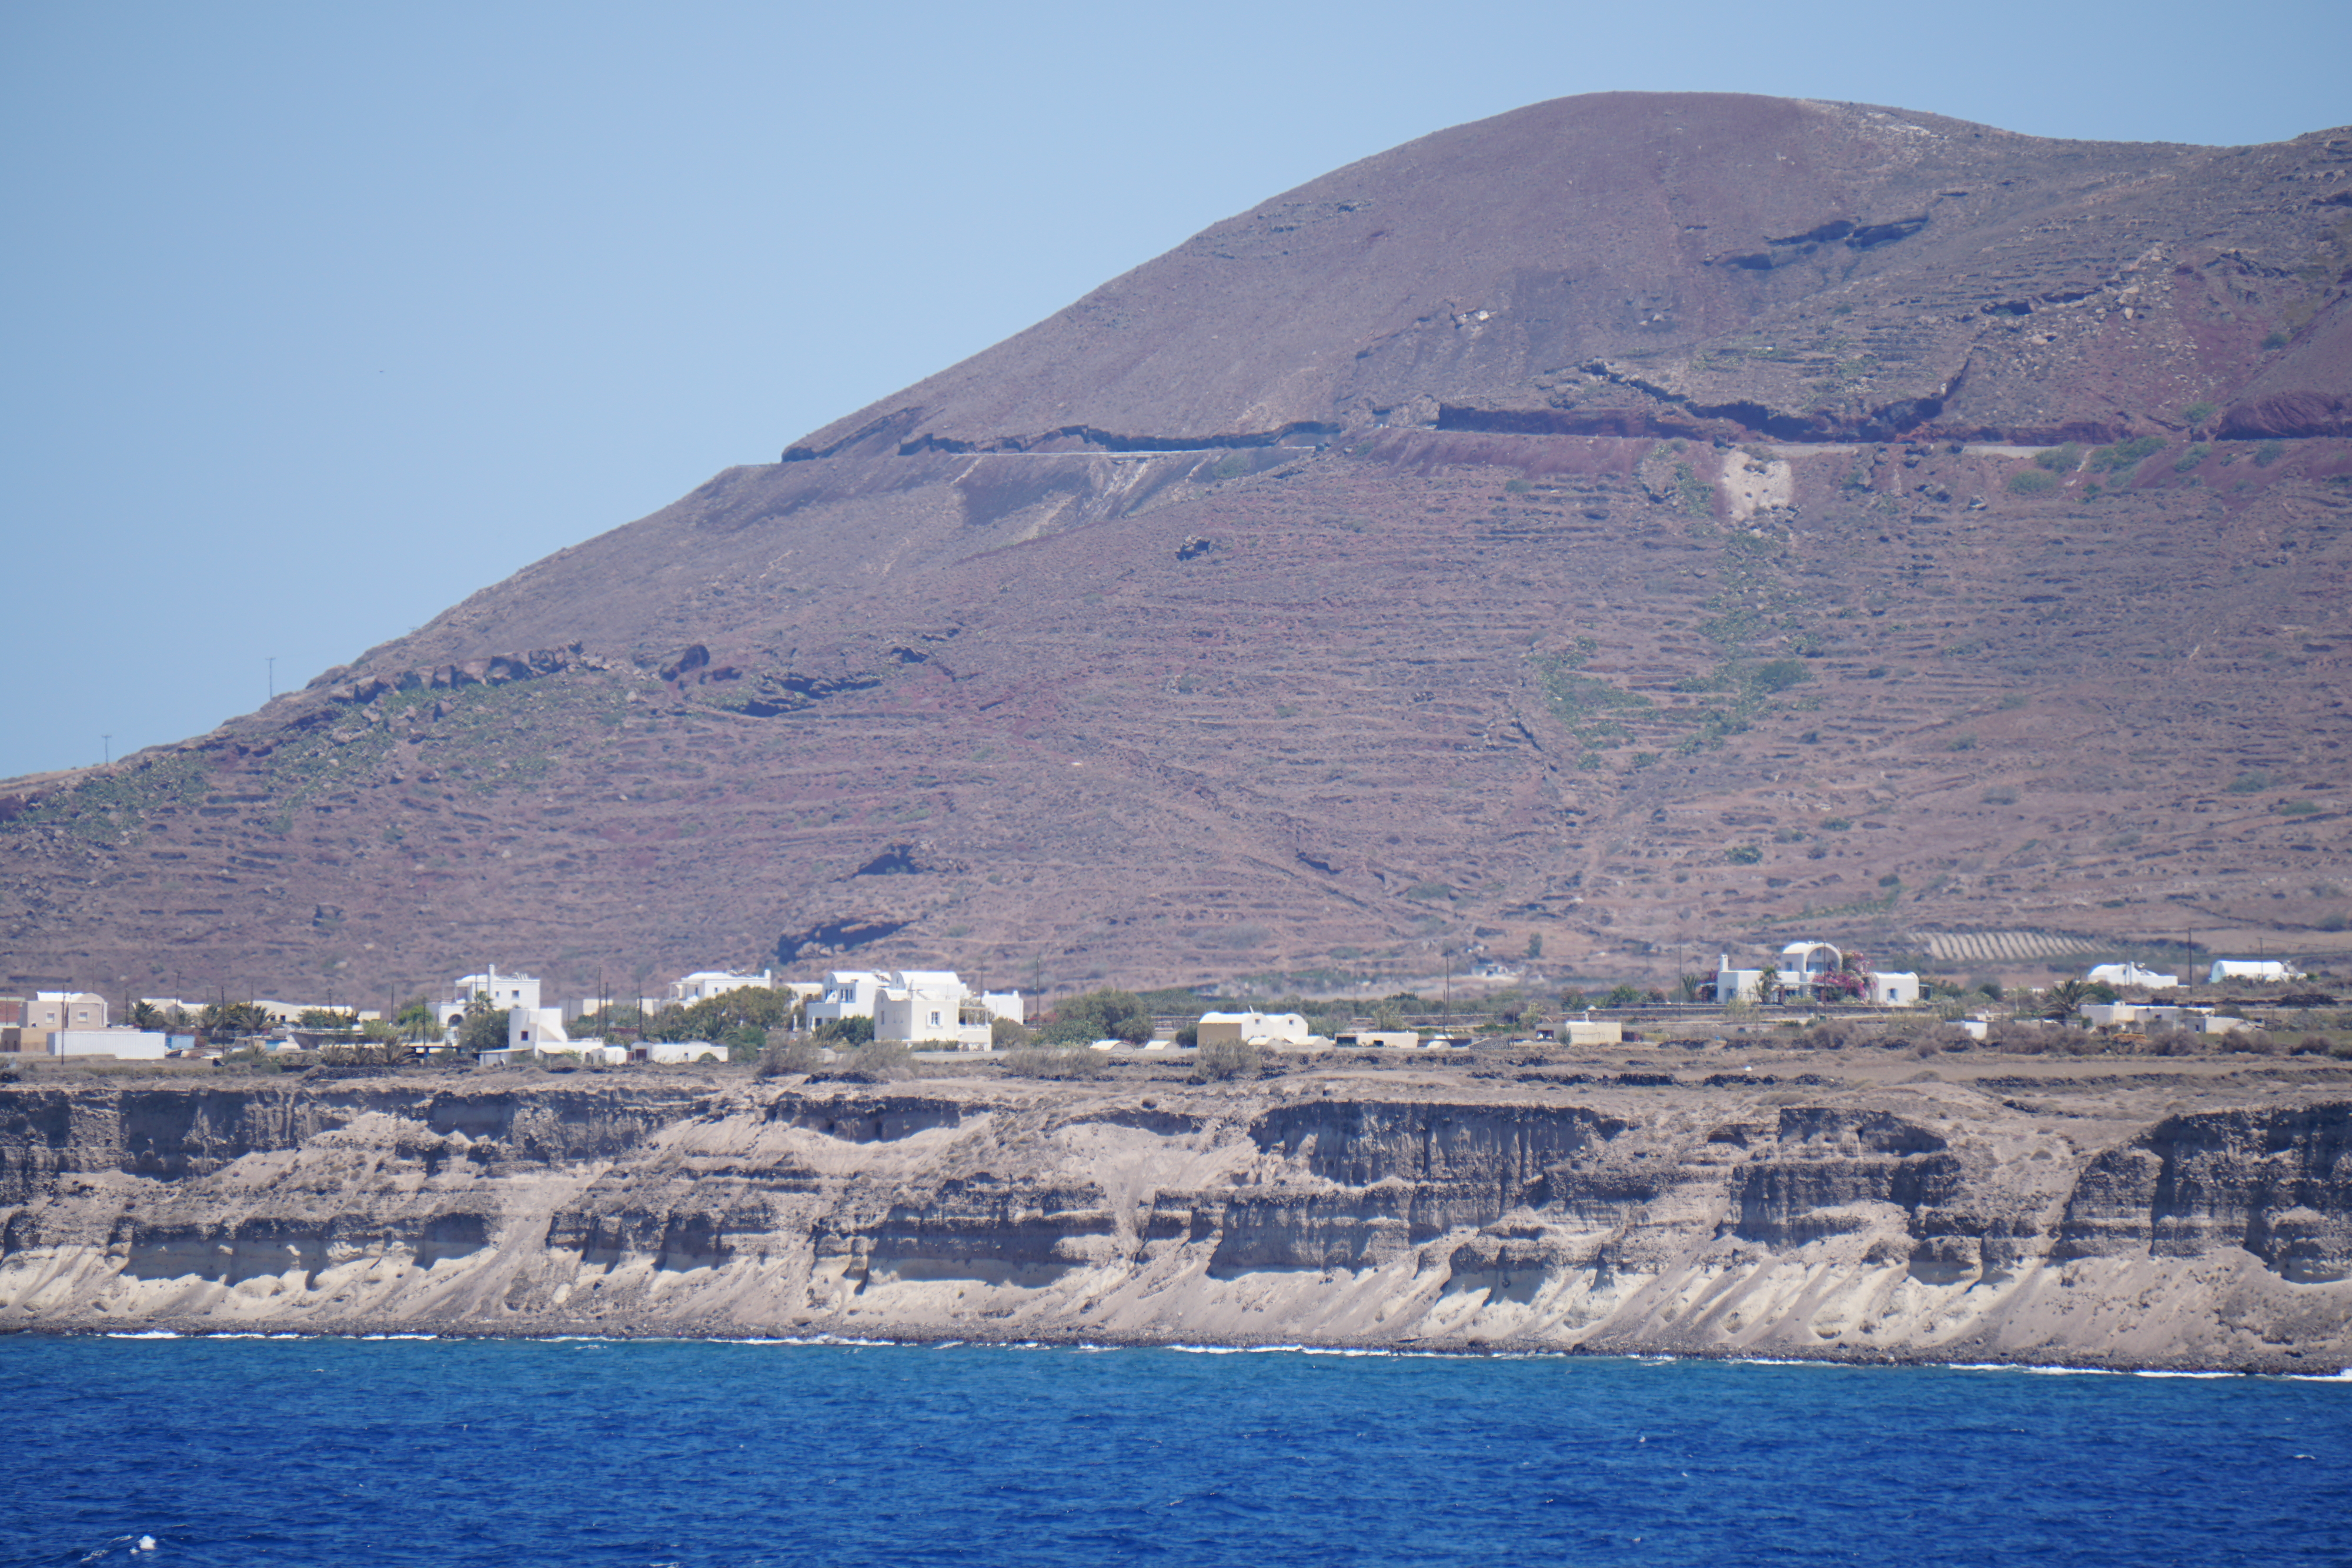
[4,93,2349,1004]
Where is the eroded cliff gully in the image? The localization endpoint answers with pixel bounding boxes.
[3,1074,2347,1369]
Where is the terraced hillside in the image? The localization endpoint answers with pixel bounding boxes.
[1,93,2347,1001]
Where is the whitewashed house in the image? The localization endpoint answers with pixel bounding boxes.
[804,970,891,1029]
[1196,1011,1314,1048]
[867,973,1023,1049]
[639,1040,726,1064]
[506,1003,576,1055]
[669,968,776,1004]
[439,967,542,1031]
[1866,971,1922,1007]
[1713,956,1766,1002]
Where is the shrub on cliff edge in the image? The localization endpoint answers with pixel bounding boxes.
[1192,1038,1268,1082]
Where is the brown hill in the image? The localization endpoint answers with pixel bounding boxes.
[4,93,2350,1005]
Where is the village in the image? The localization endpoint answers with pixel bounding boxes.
[0,941,2326,1068]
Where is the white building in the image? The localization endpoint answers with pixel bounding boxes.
[440,967,542,1030]
[804,970,890,1028]
[871,972,1023,1050]
[639,1040,726,1064]
[1714,957,1767,1002]
[1778,942,1845,994]
[1336,1030,1422,1049]
[1866,972,1922,1007]
[506,1004,575,1054]
[49,1028,172,1059]
[2087,962,2180,989]
[1715,947,1914,1005]
[1196,1011,1313,1048]
[2209,960,2301,985]
[2079,1002,2245,1035]
[669,968,776,1005]
[812,971,1021,1048]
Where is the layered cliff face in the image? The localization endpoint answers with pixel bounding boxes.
[4,1071,2346,1369]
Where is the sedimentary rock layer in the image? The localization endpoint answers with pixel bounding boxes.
[5,1070,2347,1369]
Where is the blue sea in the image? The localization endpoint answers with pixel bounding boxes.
[4,1337,2347,1566]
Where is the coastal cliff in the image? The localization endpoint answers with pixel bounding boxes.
[4,1066,2348,1369]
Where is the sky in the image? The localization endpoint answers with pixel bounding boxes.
[4,1,2346,783]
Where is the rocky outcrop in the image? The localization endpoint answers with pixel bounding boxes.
[4,1076,2347,1368]
[2057,1105,2352,1281]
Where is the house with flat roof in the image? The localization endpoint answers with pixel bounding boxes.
[438,967,541,1030]
[669,968,776,1004]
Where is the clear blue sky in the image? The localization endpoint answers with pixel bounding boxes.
[5,1,2345,783]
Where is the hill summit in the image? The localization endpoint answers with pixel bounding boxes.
[6,92,2350,1002]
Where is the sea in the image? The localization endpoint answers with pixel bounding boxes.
[4,1336,2347,1566]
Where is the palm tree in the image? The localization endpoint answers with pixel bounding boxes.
[2042,978,2091,1020]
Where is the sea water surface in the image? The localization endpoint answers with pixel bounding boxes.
[4,1336,2348,1566]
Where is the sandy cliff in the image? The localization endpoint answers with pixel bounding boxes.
[5,1063,2348,1369]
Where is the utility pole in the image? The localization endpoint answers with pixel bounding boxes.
[101,734,111,765]
[266,657,276,701]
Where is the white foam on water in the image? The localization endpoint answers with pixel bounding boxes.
[102,1332,181,1339]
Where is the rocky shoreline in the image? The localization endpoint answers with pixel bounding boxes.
[5,1054,2348,1372]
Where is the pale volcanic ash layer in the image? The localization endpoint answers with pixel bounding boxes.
[5,1053,2350,1371]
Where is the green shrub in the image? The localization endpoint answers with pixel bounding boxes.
[1726,844,1763,865]
[1820,817,1852,832]
[2279,800,2319,817]
[1192,1038,1267,1082]
[2174,443,2213,472]
[2262,329,2290,350]
[1003,1045,1109,1079]
[1040,989,1150,1044]
[2181,402,2218,425]
[2089,435,2164,472]
[755,1036,825,1078]
[2007,469,2059,495]
[2034,444,2082,473]
[1982,786,2019,805]
[2226,771,2272,794]
[821,1039,913,1082]
[2255,440,2286,467]
[1949,734,1977,751]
